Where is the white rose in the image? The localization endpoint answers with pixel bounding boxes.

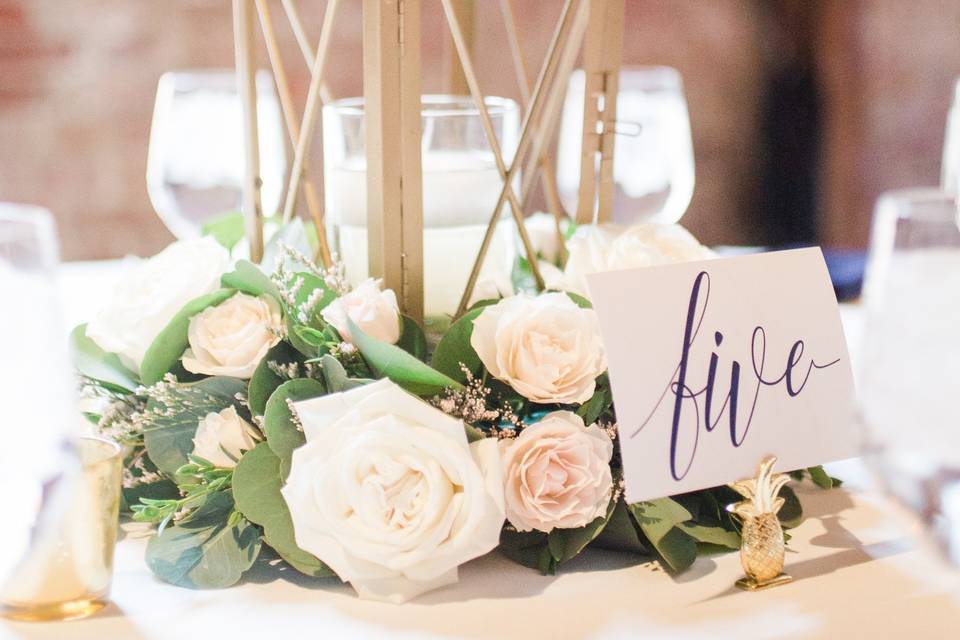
[321,278,401,344]
[192,406,259,468]
[86,237,230,373]
[181,293,282,379]
[558,223,713,296]
[470,292,607,405]
[501,411,613,533]
[283,379,504,603]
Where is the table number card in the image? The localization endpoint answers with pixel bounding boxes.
[586,248,858,503]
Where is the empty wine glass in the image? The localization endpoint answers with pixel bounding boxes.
[941,78,960,192]
[556,66,695,224]
[859,188,960,565]
[147,70,286,239]
[0,204,77,587]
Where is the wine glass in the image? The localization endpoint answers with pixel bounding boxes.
[556,66,695,224]
[859,188,960,565]
[146,70,286,239]
[941,78,960,192]
[0,204,77,587]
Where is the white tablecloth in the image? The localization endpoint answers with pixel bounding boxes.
[2,262,958,639]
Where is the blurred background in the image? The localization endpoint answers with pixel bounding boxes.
[2,0,960,261]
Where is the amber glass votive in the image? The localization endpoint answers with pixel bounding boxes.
[1,436,122,622]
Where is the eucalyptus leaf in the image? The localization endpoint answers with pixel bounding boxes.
[431,307,483,383]
[69,324,139,392]
[233,443,336,578]
[807,465,835,489]
[263,378,325,478]
[142,377,248,477]
[565,291,593,309]
[248,342,303,417]
[145,492,261,589]
[678,522,741,550]
[778,484,803,528]
[201,210,246,250]
[140,289,237,385]
[318,354,372,392]
[348,318,463,396]
[593,499,648,554]
[628,497,697,573]
[221,259,279,298]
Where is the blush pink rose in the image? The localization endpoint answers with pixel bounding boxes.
[500,411,613,533]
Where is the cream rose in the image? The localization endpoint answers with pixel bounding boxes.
[501,411,613,532]
[321,278,401,344]
[86,237,230,373]
[283,379,504,603]
[549,223,714,296]
[522,211,573,264]
[181,293,282,378]
[191,406,259,468]
[470,293,607,405]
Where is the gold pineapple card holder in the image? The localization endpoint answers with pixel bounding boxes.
[727,455,794,591]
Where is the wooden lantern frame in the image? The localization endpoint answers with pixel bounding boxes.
[232,0,625,322]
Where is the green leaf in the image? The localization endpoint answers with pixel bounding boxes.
[69,324,139,392]
[498,529,551,572]
[348,318,463,396]
[263,378,325,478]
[593,499,648,554]
[548,497,617,563]
[565,291,593,309]
[145,492,261,589]
[201,210,246,250]
[678,522,741,550]
[142,377,248,477]
[628,497,697,573]
[576,384,610,425]
[140,289,237,385]
[233,443,336,578]
[778,484,803,528]
[430,307,484,383]
[318,354,372,393]
[397,316,428,361]
[248,342,303,416]
[807,465,835,490]
[221,260,279,298]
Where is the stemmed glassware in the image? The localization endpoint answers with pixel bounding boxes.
[146,70,286,240]
[859,188,960,565]
[556,66,695,224]
[0,204,77,587]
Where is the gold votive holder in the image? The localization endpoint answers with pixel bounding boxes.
[1,436,122,622]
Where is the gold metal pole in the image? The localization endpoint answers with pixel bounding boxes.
[280,0,340,226]
[454,0,587,317]
[499,0,568,259]
[445,0,474,94]
[576,0,625,224]
[441,0,544,296]
[280,0,334,104]
[254,0,332,267]
[363,0,424,322]
[233,0,264,263]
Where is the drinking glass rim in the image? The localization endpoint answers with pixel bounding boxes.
[77,436,123,468]
[876,187,958,221]
[0,203,57,244]
[326,94,519,118]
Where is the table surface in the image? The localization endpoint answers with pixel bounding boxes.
[2,261,959,640]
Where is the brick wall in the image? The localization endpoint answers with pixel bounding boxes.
[1,0,958,259]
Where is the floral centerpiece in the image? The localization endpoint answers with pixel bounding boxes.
[73,221,838,604]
